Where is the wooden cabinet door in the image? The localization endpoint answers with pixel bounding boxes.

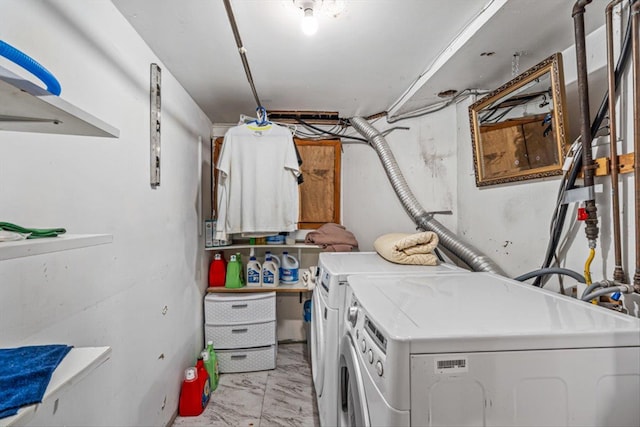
[211,136,341,229]
[294,138,341,229]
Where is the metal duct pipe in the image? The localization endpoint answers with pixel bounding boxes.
[573,0,600,245]
[632,1,640,291]
[349,116,505,275]
[606,0,626,282]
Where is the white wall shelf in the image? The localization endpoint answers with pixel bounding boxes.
[0,346,112,427]
[0,64,119,137]
[0,234,113,261]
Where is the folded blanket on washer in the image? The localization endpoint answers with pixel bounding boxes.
[304,223,358,252]
[373,232,439,265]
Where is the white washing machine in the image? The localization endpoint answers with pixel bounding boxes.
[310,252,465,427]
[340,272,640,427]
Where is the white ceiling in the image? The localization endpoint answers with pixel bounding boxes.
[112,0,608,124]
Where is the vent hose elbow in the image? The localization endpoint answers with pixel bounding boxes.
[0,40,61,95]
[349,116,504,275]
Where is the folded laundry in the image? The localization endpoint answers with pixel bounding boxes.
[304,223,358,252]
[374,231,439,265]
[0,222,66,239]
[0,344,73,419]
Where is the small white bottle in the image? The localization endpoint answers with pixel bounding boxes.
[246,256,262,287]
[262,254,280,287]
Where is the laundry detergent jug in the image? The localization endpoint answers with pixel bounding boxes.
[280,251,299,284]
[246,256,262,287]
[262,254,279,287]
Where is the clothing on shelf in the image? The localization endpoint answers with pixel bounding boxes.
[215,123,300,241]
[304,223,358,252]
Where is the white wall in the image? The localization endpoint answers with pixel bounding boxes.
[0,1,212,426]
[456,20,637,292]
[340,17,636,296]
[342,109,458,252]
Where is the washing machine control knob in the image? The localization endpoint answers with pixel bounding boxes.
[368,349,374,364]
[347,305,359,327]
[361,339,366,353]
[376,361,384,376]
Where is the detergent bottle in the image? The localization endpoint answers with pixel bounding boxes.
[208,253,226,287]
[179,361,210,417]
[201,350,216,392]
[206,340,219,391]
[262,253,279,287]
[196,357,211,407]
[281,251,300,284]
[246,256,262,287]
[265,251,280,280]
[225,254,244,288]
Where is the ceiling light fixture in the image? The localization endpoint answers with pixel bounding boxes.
[294,0,321,36]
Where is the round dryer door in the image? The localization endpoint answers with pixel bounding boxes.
[310,287,326,395]
[339,334,370,427]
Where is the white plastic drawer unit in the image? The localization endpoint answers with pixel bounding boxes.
[204,292,276,324]
[216,345,277,373]
[205,320,276,349]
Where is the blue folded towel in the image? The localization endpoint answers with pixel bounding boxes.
[0,344,72,419]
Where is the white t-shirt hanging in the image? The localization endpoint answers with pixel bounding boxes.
[215,123,300,240]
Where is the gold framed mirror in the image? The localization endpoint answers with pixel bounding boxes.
[469,52,569,187]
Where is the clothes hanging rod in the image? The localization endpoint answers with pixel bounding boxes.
[222,0,262,108]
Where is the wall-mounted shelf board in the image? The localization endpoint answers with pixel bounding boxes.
[0,346,112,427]
[0,64,119,137]
[205,243,321,251]
[0,234,113,261]
[207,283,311,293]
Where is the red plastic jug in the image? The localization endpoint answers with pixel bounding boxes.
[208,253,226,287]
[178,365,208,416]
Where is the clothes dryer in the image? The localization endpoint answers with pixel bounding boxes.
[339,273,640,426]
[310,252,464,427]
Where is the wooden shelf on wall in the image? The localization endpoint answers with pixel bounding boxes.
[207,283,311,293]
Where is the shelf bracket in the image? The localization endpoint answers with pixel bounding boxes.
[150,63,161,188]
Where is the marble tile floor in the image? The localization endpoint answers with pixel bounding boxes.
[173,343,320,427]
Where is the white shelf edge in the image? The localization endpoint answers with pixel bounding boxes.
[205,243,321,251]
[1,346,112,427]
[0,64,119,138]
[0,234,113,261]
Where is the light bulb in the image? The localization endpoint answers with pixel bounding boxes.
[301,8,318,36]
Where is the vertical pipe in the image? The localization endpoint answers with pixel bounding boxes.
[606,0,626,282]
[573,0,600,245]
[632,1,640,290]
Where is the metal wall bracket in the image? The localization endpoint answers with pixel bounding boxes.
[150,63,161,188]
[562,184,601,205]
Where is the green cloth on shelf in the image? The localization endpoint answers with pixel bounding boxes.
[0,222,66,239]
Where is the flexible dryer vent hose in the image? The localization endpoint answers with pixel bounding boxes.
[349,117,504,275]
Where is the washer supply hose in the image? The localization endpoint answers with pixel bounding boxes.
[581,284,633,301]
[515,267,586,284]
[349,117,504,275]
[0,40,61,95]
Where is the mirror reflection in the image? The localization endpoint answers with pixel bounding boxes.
[469,53,569,187]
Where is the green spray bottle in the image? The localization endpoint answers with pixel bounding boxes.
[206,340,219,391]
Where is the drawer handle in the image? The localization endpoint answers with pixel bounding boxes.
[231,304,248,309]
[231,328,248,333]
[230,354,247,360]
